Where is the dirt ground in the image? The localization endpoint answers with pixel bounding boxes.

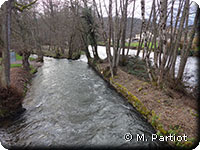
[0,61,42,118]
[97,62,199,146]
[3,60,42,94]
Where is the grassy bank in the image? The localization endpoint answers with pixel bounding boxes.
[0,54,36,71]
[91,61,198,149]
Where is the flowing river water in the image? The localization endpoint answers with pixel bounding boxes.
[0,57,169,149]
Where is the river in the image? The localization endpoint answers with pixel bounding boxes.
[0,57,169,149]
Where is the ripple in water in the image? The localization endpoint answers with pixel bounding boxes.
[0,57,169,149]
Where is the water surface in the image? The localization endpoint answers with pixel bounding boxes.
[0,57,168,149]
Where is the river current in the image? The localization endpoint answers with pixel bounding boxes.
[0,57,169,149]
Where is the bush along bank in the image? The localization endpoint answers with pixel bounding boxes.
[90,61,198,149]
[0,65,39,121]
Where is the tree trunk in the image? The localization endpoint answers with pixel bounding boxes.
[81,33,91,64]
[157,0,168,85]
[126,0,136,56]
[33,10,44,63]
[177,6,199,81]
[108,0,114,77]
[140,0,154,82]
[121,0,128,65]
[37,48,44,62]
[94,44,99,61]
[169,0,187,79]
[1,1,12,88]
[22,52,30,70]
[68,35,74,59]
[84,46,91,64]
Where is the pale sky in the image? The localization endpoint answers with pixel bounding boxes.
[0,0,198,18]
[0,0,199,8]
[96,0,198,18]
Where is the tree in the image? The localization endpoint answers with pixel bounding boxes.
[126,0,136,56]
[0,0,13,88]
[136,0,198,88]
[82,6,100,61]
[140,0,155,82]
[177,6,199,81]
[12,7,34,70]
[0,0,38,88]
[121,0,128,65]
[32,3,44,62]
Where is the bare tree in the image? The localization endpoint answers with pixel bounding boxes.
[137,0,198,88]
[126,0,136,56]
[177,5,199,81]
[12,8,34,70]
[0,0,38,88]
[157,0,168,84]
[0,0,13,88]
[121,0,128,65]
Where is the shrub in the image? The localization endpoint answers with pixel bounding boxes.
[125,56,150,81]
[0,86,23,118]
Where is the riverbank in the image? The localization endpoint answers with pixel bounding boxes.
[0,60,42,120]
[91,61,199,149]
[34,45,82,60]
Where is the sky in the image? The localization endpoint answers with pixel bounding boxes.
[0,0,198,16]
[96,0,198,18]
[0,0,198,19]
[0,0,196,6]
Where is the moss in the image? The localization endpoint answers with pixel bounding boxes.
[29,57,36,61]
[102,67,111,78]
[0,108,9,118]
[111,80,150,120]
[157,100,161,103]
[152,81,158,86]
[30,65,37,74]
[189,109,199,117]
[72,51,81,60]
[138,87,143,92]
[96,64,196,148]
[191,112,199,117]
[142,82,148,86]
[158,125,167,135]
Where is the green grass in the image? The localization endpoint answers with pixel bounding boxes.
[125,42,139,47]
[16,54,35,61]
[1,53,34,60]
[80,51,85,55]
[30,65,37,74]
[98,41,158,49]
[16,54,22,61]
[11,64,22,68]
[0,64,23,69]
[29,57,36,61]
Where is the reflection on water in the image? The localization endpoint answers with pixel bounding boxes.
[0,57,168,149]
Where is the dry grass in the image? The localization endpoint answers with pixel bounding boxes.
[98,62,198,142]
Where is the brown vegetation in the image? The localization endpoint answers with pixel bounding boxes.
[0,68,31,119]
[96,62,198,147]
